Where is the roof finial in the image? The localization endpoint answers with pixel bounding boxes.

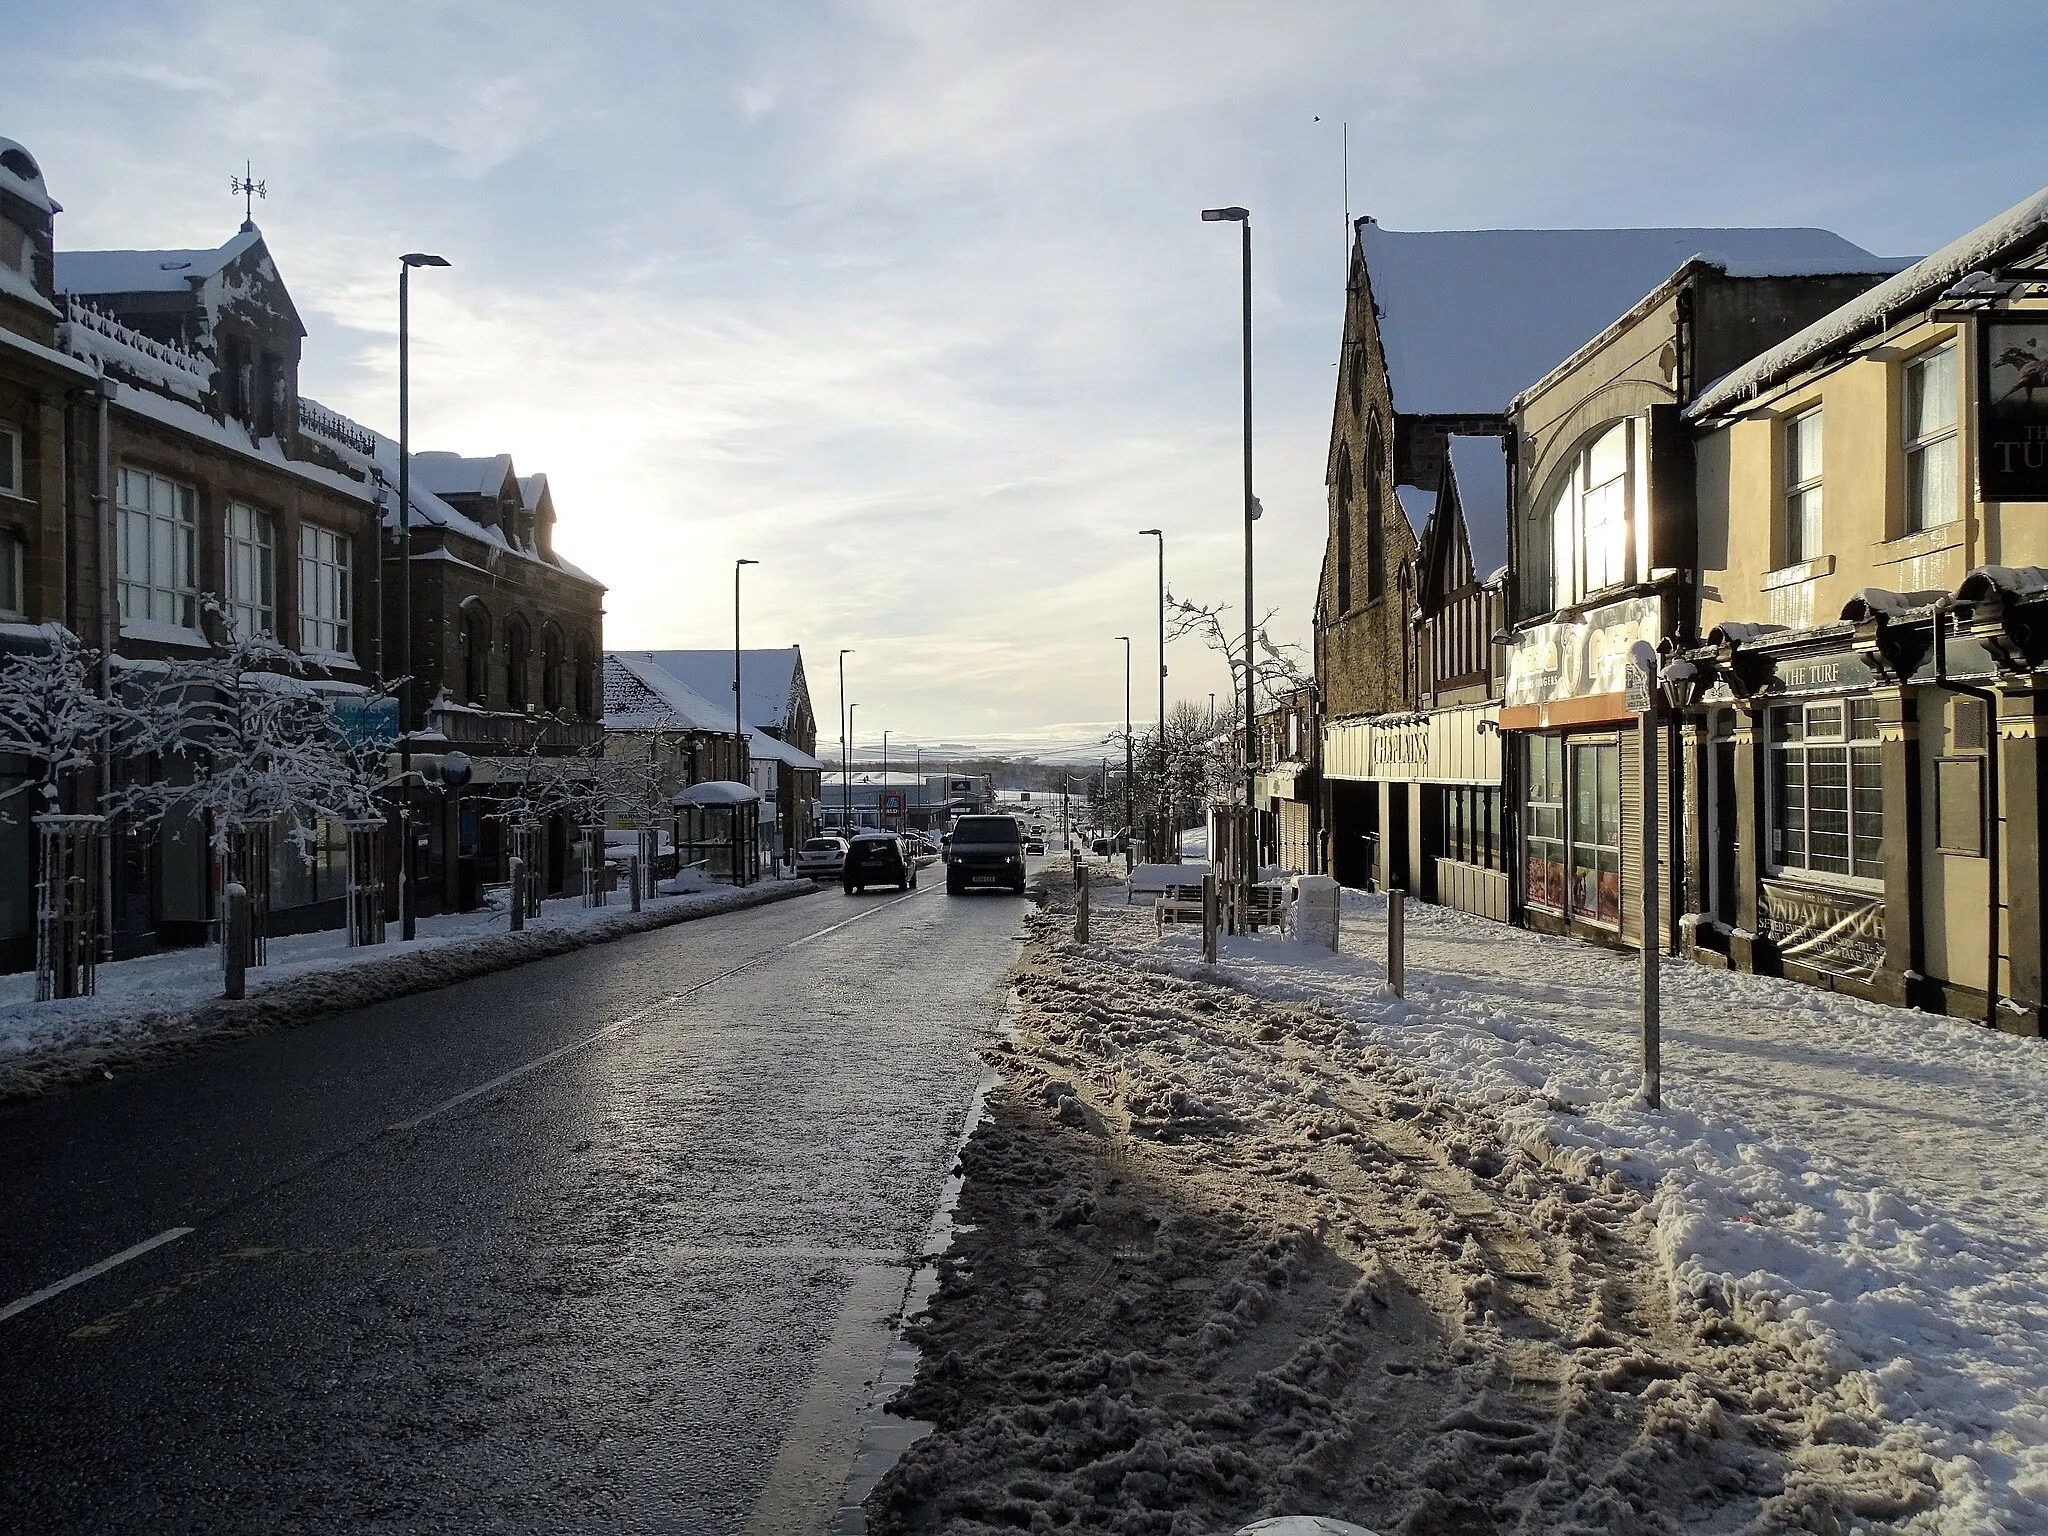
[229,160,266,231]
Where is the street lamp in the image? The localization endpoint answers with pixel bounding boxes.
[397,251,450,942]
[1114,635,1133,845]
[838,648,853,834]
[847,704,858,827]
[1202,204,1256,890]
[1139,528,1165,857]
[733,558,756,774]
[882,730,891,826]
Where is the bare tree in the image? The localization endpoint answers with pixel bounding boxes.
[1163,591,1314,710]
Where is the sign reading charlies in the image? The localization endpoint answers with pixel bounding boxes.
[1501,596,1661,729]
[1760,879,1885,982]
[1324,703,1500,784]
[1980,317,2048,502]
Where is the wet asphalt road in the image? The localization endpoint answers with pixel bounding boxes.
[0,875,1025,1533]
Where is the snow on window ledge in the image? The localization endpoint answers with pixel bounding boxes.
[119,618,209,649]
[300,647,361,674]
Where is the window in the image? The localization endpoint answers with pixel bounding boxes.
[1364,417,1385,598]
[298,523,352,656]
[1443,786,1501,871]
[223,502,275,639]
[116,465,199,631]
[1335,447,1353,615]
[1784,409,1823,565]
[505,618,530,710]
[1769,697,1883,883]
[574,633,596,718]
[1525,736,1566,912]
[0,526,21,616]
[1904,343,1958,532]
[1537,420,1635,611]
[460,604,490,705]
[0,420,20,497]
[1570,741,1623,926]
[541,623,564,713]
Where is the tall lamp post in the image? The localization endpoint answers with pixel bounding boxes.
[838,648,853,833]
[1114,635,1134,845]
[847,704,858,828]
[882,730,891,826]
[1201,204,1257,890]
[397,251,450,942]
[733,558,756,766]
[1139,528,1165,857]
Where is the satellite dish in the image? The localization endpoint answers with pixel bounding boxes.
[441,750,473,788]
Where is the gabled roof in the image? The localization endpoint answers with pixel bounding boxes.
[1446,435,1508,581]
[518,473,549,513]
[1393,485,1436,538]
[55,227,265,296]
[602,651,730,732]
[748,728,822,772]
[1356,219,1903,417]
[638,648,800,733]
[1690,182,2048,419]
[414,452,516,500]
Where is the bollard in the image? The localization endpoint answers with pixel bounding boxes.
[1387,887,1405,998]
[1075,864,1090,943]
[509,856,526,932]
[1202,871,1219,964]
[629,855,642,913]
[223,881,248,1000]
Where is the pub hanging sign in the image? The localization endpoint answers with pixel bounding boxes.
[1980,317,2048,502]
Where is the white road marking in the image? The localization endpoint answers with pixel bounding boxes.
[0,1227,194,1323]
[390,887,924,1133]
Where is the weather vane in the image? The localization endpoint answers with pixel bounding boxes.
[230,161,266,227]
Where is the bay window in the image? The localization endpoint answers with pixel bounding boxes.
[298,523,352,657]
[116,465,199,631]
[1904,343,1958,532]
[1769,697,1883,883]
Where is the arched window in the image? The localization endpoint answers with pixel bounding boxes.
[459,601,490,706]
[1334,444,1354,615]
[505,617,530,710]
[573,632,595,719]
[1530,419,1634,613]
[540,622,565,713]
[1364,415,1386,598]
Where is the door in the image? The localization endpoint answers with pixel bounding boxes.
[1712,728,1739,926]
[1387,783,1411,892]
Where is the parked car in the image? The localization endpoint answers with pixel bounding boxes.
[843,832,917,893]
[1024,837,1047,856]
[795,836,848,879]
[947,815,1027,895]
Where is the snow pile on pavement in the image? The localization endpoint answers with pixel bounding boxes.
[1111,891,2048,1534]
[873,904,1937,1534]
[0,878,817,1100]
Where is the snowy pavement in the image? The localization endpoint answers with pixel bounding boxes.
[0,876,816,1096]
[1116,890,2048,1534]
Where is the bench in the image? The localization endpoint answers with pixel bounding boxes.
[1240,882,1291,934]
[1126,861,1209,905]
[1155,883,1210,932]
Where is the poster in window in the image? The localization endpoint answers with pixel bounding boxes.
[1980,318,2048,501]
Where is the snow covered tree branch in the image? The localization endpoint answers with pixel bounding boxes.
[1162,591,1315,711]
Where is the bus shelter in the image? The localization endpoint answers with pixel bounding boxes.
[674,780,762,886]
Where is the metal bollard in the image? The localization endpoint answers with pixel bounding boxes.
[1387,887,1405,998]
[1201,872,1218,964]
[223,881,248,1000]
[1075,864,1090,943]
[629,855,642,912]
[509,856,526,932]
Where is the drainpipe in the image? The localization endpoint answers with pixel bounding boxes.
[94,373,116,960]
[1934,596,2003,1023]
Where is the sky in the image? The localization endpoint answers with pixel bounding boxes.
[11,0,2048,758]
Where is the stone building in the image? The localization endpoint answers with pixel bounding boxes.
[0,134,384,965]
[1316,217,1900,915]
[1677,183,2048,1033]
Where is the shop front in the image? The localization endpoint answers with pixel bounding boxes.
[1501,595,1669,948]
[1322,702,1506,919]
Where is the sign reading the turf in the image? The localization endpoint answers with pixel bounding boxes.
[1980,317,2048,501]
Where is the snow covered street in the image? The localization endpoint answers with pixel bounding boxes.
[869,874,2047,1533]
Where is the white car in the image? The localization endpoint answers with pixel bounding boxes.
[794,836,848,879]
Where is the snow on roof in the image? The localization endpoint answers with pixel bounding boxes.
[60,294,209,402]
[1357,219,1899,417]
[602,651,730,733]
[637,648,800,733]
[1690,183,2048,420]
[55,227,264,295]
[0,322,95,380]
[518,473,548,512]
[413,451,515,500]
[116,385,371,503]
[0,260,54,317]
[1392,484,1436,538]
[749,728,822,772]
[1446,435,1509,578]
[0,138,58,216]
[675,779,758,806]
